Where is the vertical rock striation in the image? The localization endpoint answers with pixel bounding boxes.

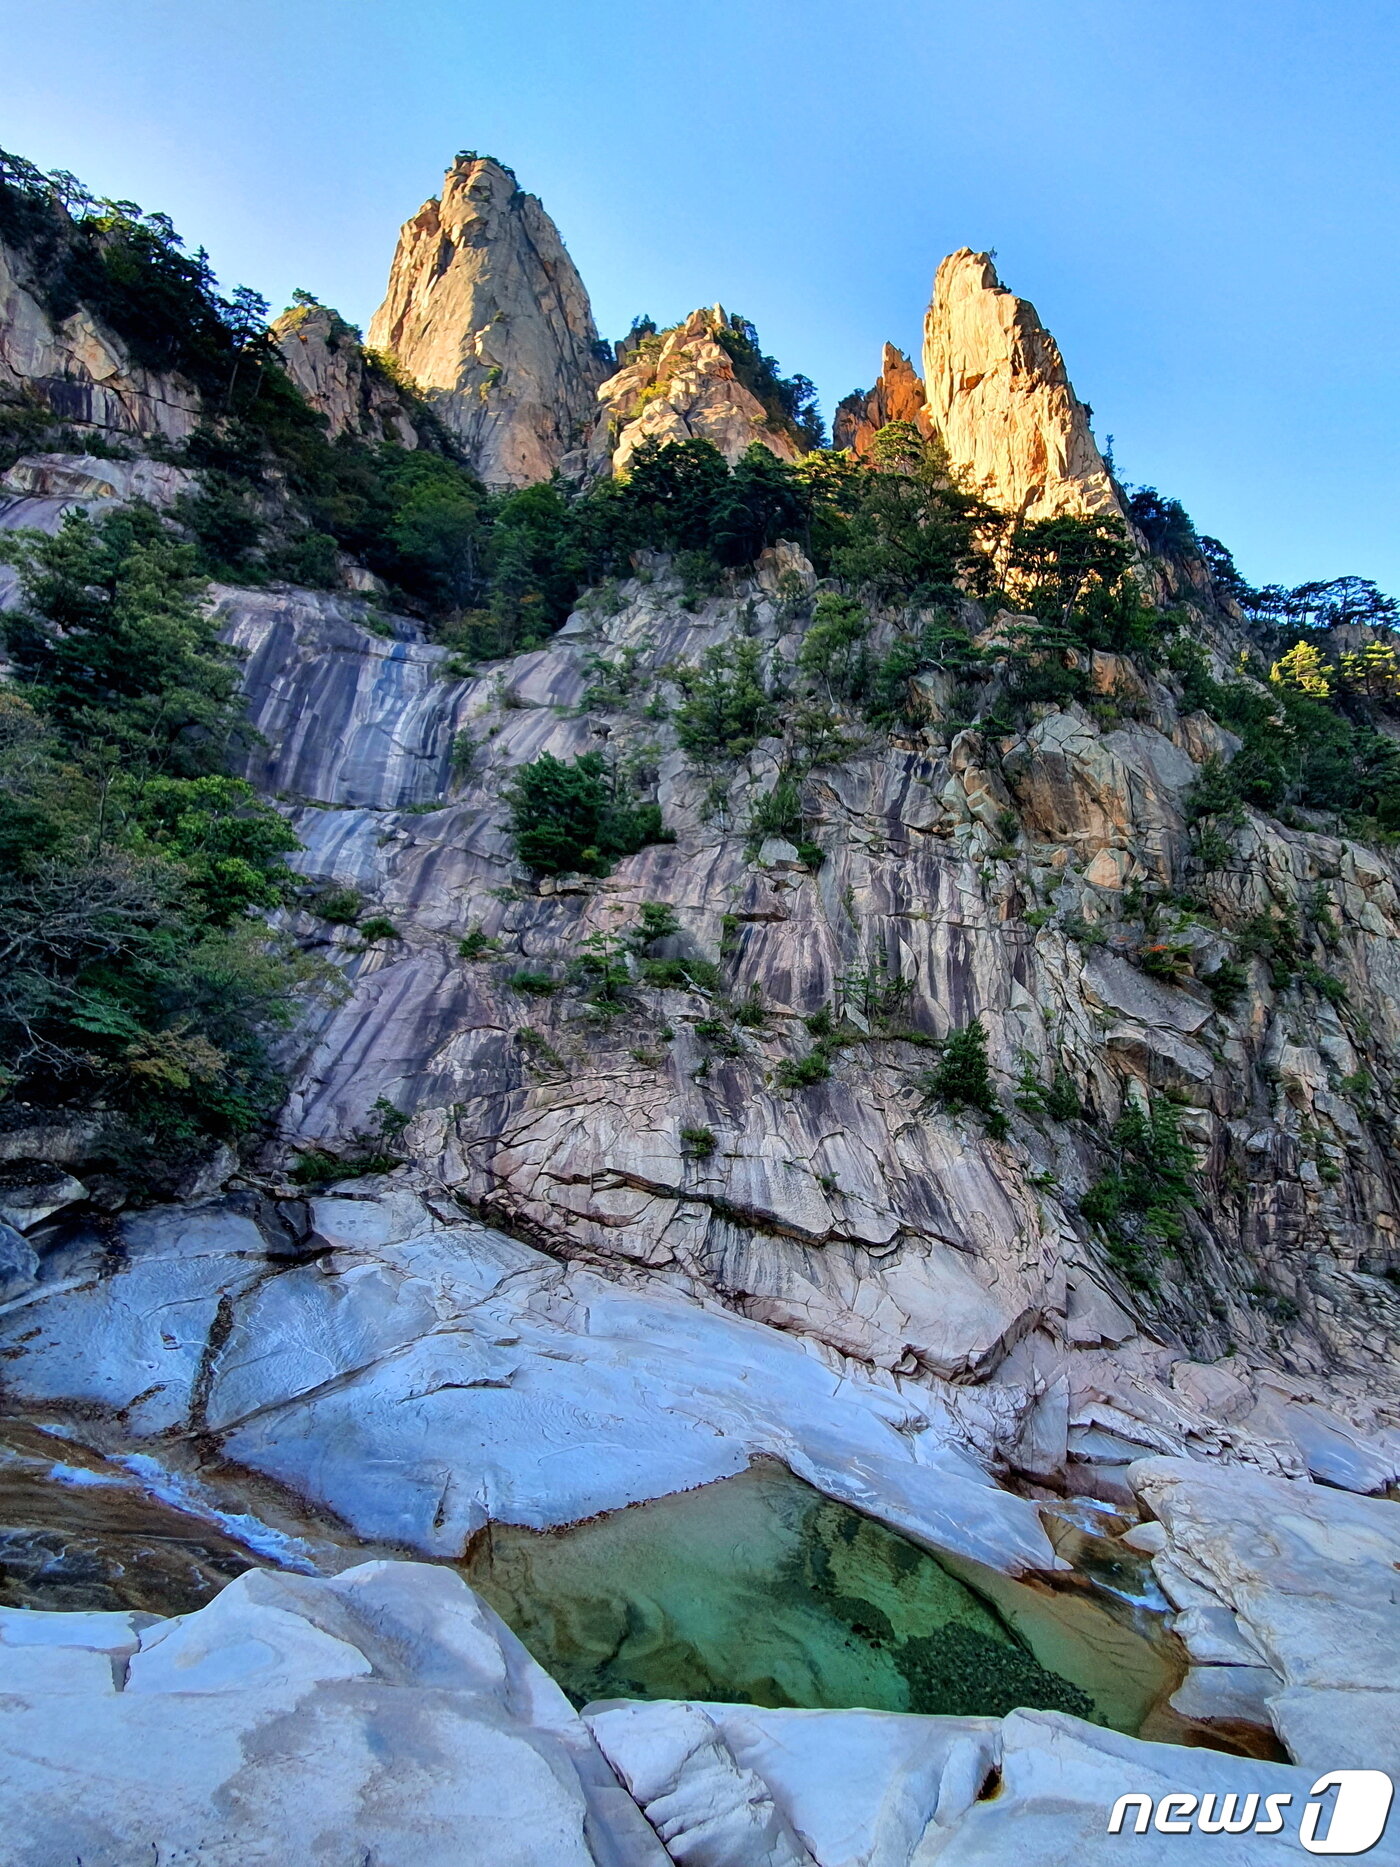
[367,154,609,486]
[921,249,1121,523]
[0,230,200,444]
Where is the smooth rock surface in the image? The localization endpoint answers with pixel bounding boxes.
[0,1560,666,1866]
[0,1193,1061,1579]
[202,570,1400,1512]
[1132,1456,1400,1772]
[587,1698,1353,1864]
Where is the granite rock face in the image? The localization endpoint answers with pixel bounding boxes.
[193,569,1400,1521]
[587,1698,1352,1866]
[368,155,609,485]
[8,520,1400,1547]
[272,301,420,446]
[1132,1456,1400,1775]
[0,1560,667,1867]
[0,230,200,445]
[921,249,1121,523]
[597,308,804,475]
[0,1190,1060,1577]
[5,174,1400,1832]
[832,343,930,456]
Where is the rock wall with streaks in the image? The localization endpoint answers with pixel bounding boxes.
[169,557,1400,1525]
[1,228,200,444]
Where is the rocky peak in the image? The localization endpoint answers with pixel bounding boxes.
[367,154,609,486]
[832,343,930,456]
[922,248,1121,524]
[272,301,419,447]
[595,306,805,476]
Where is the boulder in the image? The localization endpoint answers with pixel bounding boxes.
[1132,1456,1400,1772]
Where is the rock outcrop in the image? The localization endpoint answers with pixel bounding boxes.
[8,498,1400,1543]
[922,249,1121,523]
[203,572,1400,1515]
[6,156,1400,1845]
[596,308,804,475]
[272,301,419,446]
[831,343,930,456]
[0,229,200,444]
[0,1560,667,1866]
[1131,1456,1400,1774]
[367,155,609,485]
[588,1699,1341,1865]
[0,1189,1059,1577]
[6,1556,1389,1864]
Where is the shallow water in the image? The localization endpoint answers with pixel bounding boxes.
[0,1423,259,1614]
[464,1459,1179,1732]
[0,1424,1181,1735]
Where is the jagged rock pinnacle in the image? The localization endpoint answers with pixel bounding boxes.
[921,249,1121,523]
[368,154,609,486]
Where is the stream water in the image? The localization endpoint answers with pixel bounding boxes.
[463,1460,1180,1733]
[0,1429,1180,1737]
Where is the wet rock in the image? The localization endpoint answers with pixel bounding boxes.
[0,1199,1061,1580]
[0,1218,39,1301]
[0,1169,88,1233]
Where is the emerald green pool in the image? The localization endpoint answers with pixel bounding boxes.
[464,1460,1176,1731]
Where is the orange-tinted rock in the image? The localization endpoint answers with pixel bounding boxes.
[832,343,930,456]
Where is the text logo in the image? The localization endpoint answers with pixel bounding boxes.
[1107,1771,1393,1853]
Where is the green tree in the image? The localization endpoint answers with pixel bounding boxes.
[1004,514,1156,653]
[1,504,242,773]
[673,638,775,760]
[619,437,732,554]
[832,427,995,602]
[0,507,322,1181]
[485,481,587,646]
[712,444,808,566]
[798,592,869,703]
[505,750,669,876]
[920,1018,1008,1138]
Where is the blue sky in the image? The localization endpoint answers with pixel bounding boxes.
[2,0,1396,590]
